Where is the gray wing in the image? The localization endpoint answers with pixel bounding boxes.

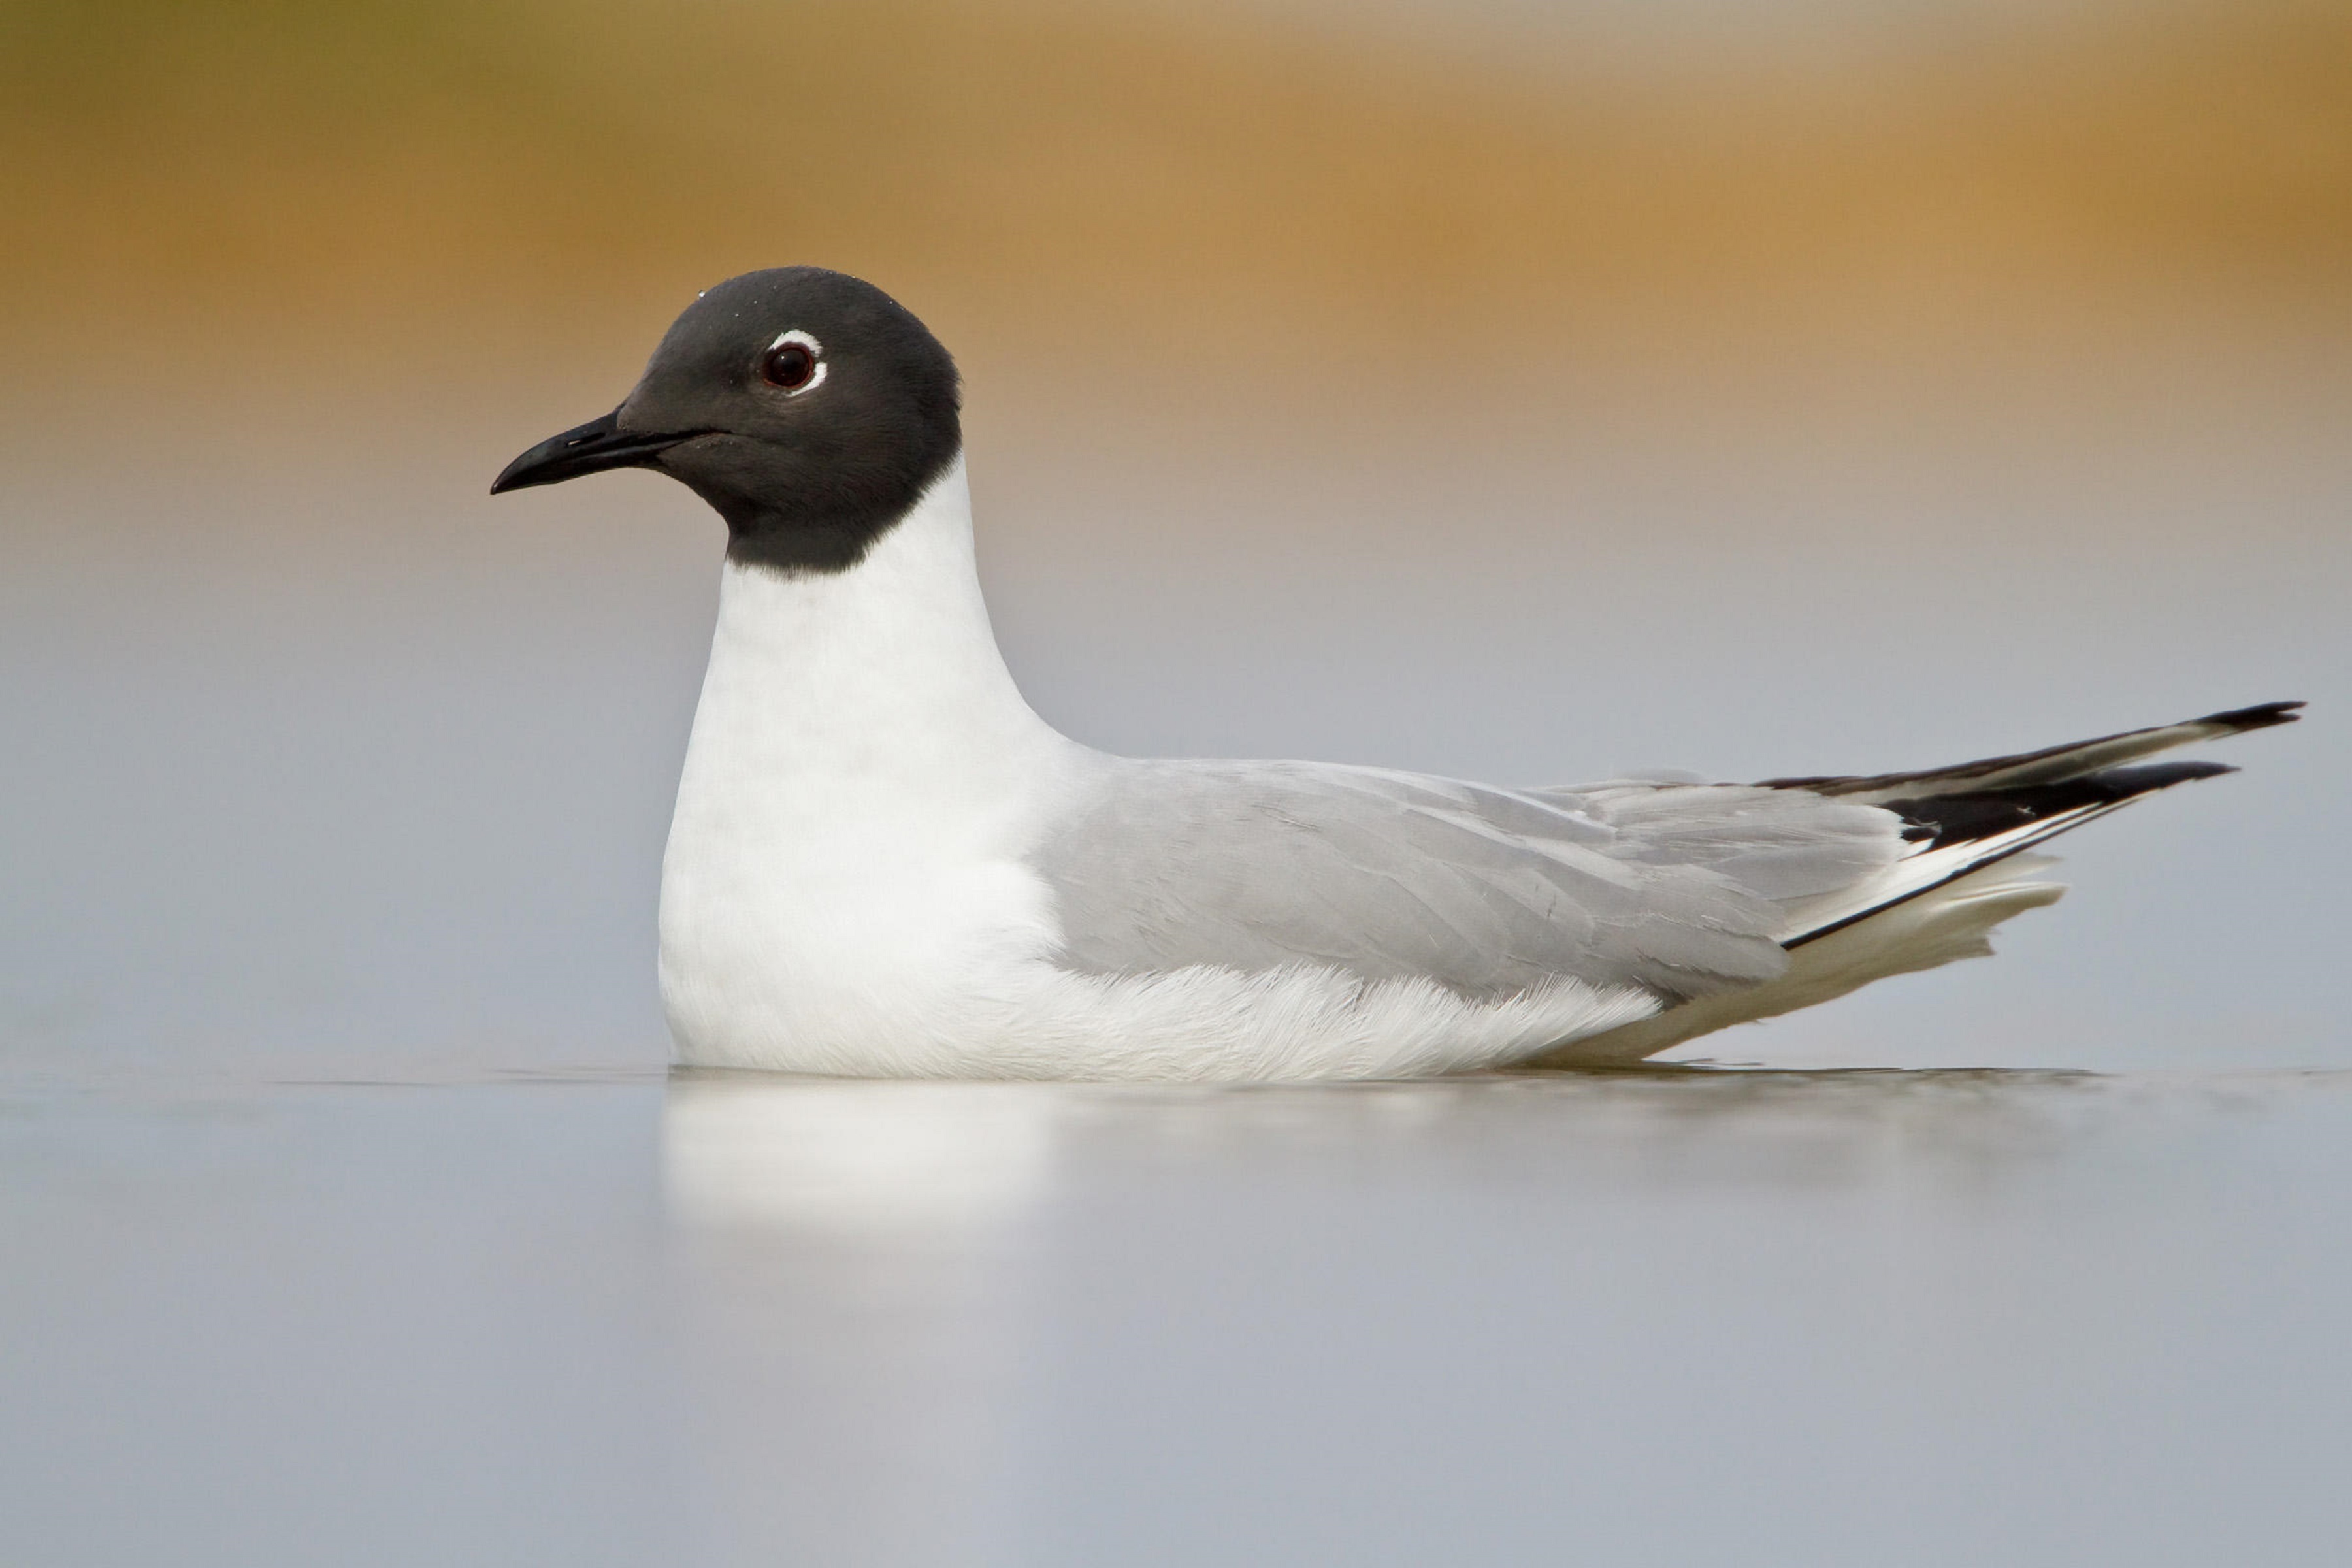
[1034,757,1904,1004]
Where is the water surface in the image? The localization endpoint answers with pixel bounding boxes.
[6,1068,2346,1565]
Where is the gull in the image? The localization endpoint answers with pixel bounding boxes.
[493,267,2299,1080]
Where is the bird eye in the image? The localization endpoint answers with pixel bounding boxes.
[762,345,813,389]
[759,330,826,394]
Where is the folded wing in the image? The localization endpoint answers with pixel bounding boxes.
[1036,702,2298,1058]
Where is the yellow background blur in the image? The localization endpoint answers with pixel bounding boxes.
[8,0,2349,392]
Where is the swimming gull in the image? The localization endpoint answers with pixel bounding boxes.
[493,267,2300,1079]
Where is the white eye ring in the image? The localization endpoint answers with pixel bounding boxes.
[759,329,827,395]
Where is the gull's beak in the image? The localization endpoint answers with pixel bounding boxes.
[491,409,706,495]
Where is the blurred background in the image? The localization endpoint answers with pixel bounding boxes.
[3,0,2348,1077]
[8,9,2352,1567]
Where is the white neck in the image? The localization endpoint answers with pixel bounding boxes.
[658,455,1083,1068]
[680,454,1066,807]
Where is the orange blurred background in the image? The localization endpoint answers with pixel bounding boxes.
[8,0,2351,380]
[3,0,2345,1075]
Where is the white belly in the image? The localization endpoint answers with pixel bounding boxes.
[659,779,1655,1079]
[657,813,1068,1077]
[662,892,1654,1080]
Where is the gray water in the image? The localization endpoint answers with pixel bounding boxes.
[5,1069,2348,1566]
[5,340,2348,1562]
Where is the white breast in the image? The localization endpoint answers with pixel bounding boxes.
[657,459,1085,1074]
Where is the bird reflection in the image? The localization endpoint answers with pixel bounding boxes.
[661,1074,1059,1568]
[664,1071,1060,1235]
[653,1064,2198,1568]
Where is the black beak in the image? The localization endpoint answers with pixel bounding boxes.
[490,409,706,495]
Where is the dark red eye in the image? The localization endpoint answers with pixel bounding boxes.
[760,342,817,390]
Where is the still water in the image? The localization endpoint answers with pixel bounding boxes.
[5,1068,2346,1565]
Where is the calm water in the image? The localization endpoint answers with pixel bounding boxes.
[5,1068,2347,1566]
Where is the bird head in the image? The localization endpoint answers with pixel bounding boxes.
[493,267,962,574]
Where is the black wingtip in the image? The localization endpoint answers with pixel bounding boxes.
[2198,700,2304,733]
[1887,760,2238,848]
[2105,759,2238,791]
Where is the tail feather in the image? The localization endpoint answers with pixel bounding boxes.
[1545,854,2069,1066]
[1535,700,2302,1064]
[1761,700,2300,804]
[1765,700,2298,949]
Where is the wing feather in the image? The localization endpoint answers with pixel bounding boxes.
[1035,759,1899,1004]
[1031,700,2296,1054]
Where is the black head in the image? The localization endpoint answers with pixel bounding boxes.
[493,268,962,574]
